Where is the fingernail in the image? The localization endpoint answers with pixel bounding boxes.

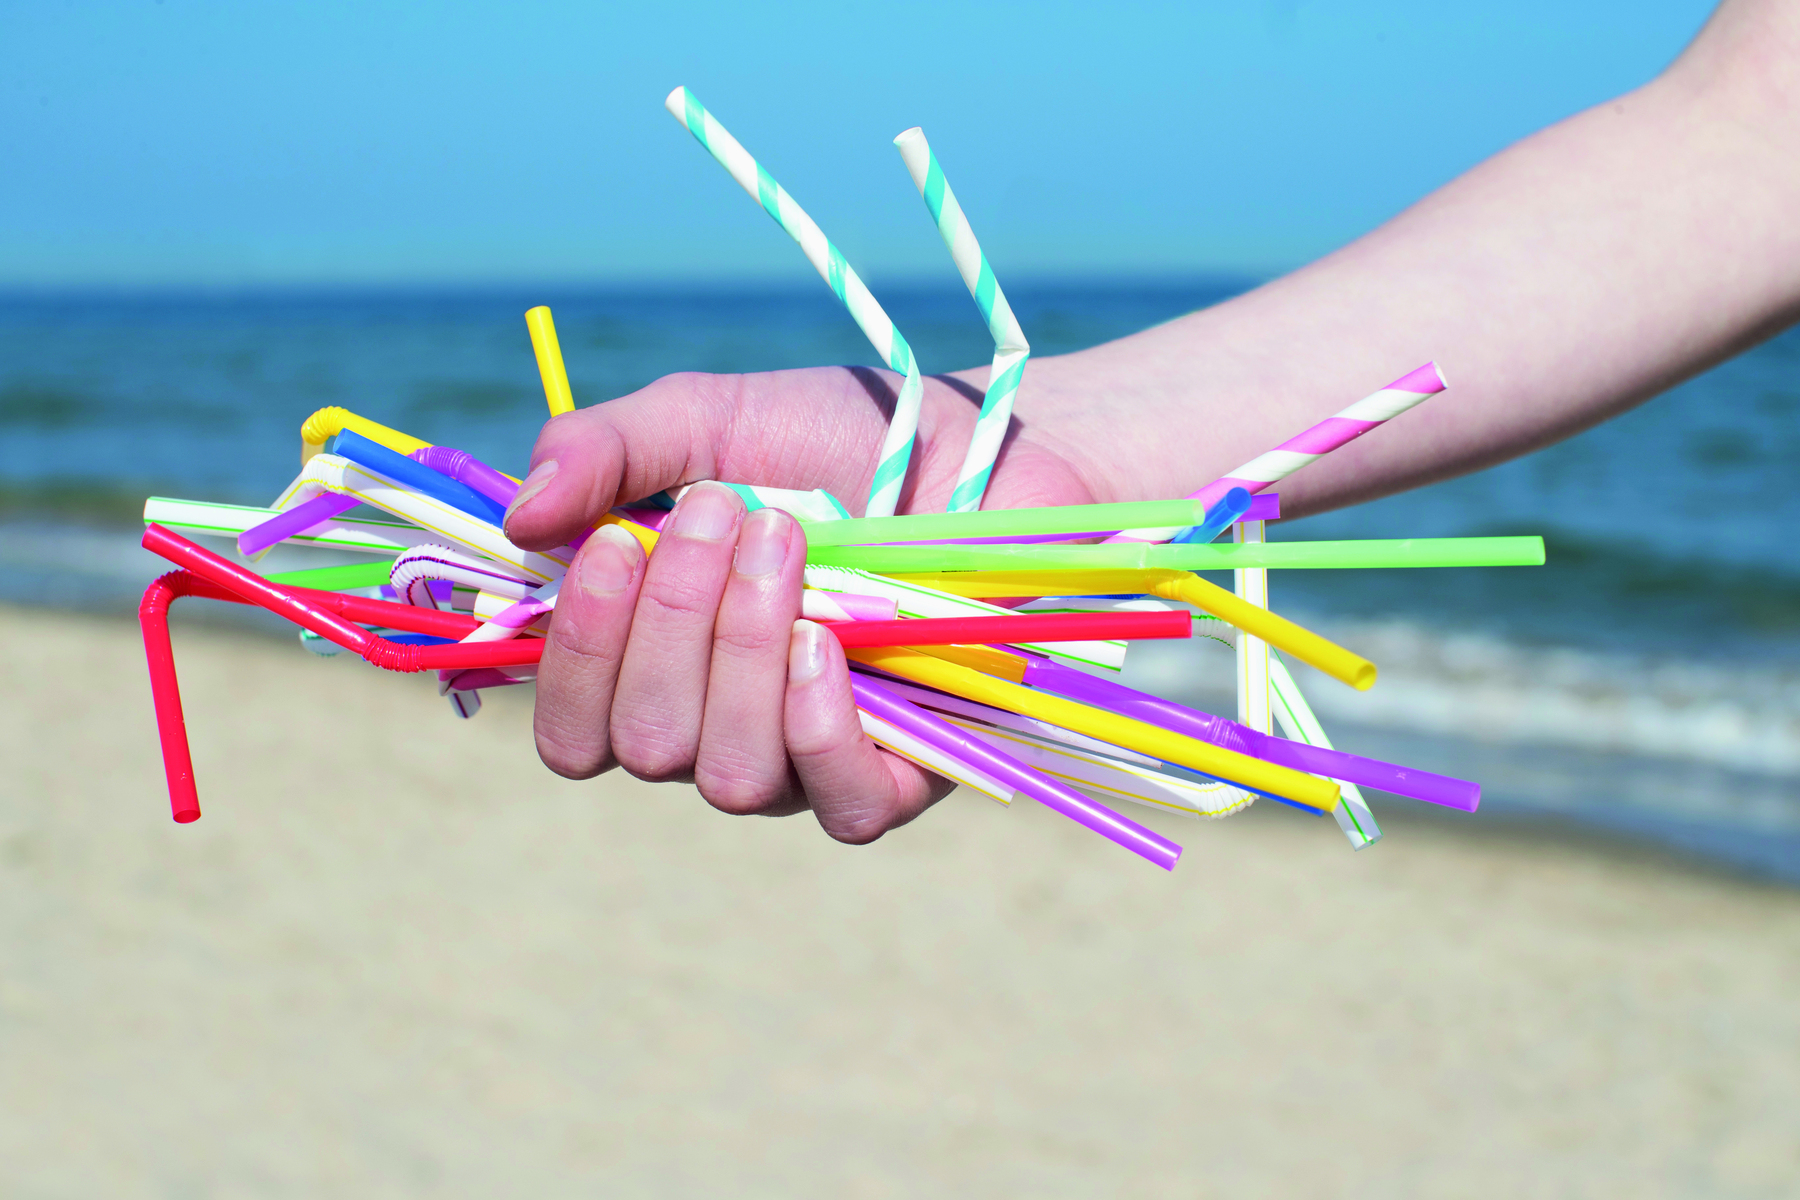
[504,459,559,526]
[577,523,639,597]
[735,508,791,577]
[789,620,827,684]
[669,480,739,541]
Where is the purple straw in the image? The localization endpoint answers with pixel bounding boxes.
[238,444,523,558]
[1019,656,1479,812]
[849,673,1182,870]
[237,493,359,557]
[410,446,520,508]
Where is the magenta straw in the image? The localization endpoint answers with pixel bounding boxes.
[237,493,358,556]
[849,673,1182,870]
[1018,655,1478,811]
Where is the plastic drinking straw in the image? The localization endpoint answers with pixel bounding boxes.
[142,526,542,670]
[856,706,1015,805]
[330,430,508,526]
[849,673,1181,869]
[873,491,1270,544]
[299,406,431,465]
[892,128,1029,513]
[1172,488,1255,545]
[1026,642,1473,809]
[808,534,1546,572]
[265,561,395,591]
[390,545,538,607]
[525,306,577,417]
[863,494,1268,546]
[800,496,1209,548]
[845,645,1340,810]
[1236,518,1272,736]
[411,446,521,507]
[1269,653,1378,848]
[868,672,1256,819]
[1111,362,1448,543]
[823,608,1190,649]
[140,570,211,821]
[803,564,1129,672]
[137,557,544,825]
[244,445,523,558]
[272,454,571,583]
[1149,573,1375,691]
[238,493,360,557]
[145,497,432,558]
[800,590,897,622]
[667,87,923,518]
[883,567,1190,599]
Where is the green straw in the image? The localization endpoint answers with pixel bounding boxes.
[808,536,1547,572]
[265,562,394,590]
[799,498,1208,547]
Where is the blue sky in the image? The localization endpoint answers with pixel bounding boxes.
[2,1,1716,286]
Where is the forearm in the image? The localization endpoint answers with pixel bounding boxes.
[1014,0,1800,517]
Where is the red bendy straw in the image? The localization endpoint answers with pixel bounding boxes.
[823,609,1190,648]
[139,525,550,822]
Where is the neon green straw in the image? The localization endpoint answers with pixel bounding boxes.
[807,536,1547,572]
[265,562,394,590]
[800,498,1208,547]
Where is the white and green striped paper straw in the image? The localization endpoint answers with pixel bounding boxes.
[665,87,923,518]
[1270,651,1382,850]
[893,128,1029,513]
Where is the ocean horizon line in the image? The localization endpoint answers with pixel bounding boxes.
[0,272,1266,306]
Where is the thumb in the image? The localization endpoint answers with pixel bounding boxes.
[504,371,738,552]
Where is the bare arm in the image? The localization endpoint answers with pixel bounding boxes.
[1018,0,1800,517]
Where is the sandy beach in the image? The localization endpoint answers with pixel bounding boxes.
[3,604,1798,1197]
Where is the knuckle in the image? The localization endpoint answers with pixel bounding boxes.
[549,619,620,666]
[534,724,612,781]
[639,579,721,623]
[695,754,789,816]
[820,804,891,846]
[711,621,784,658]
[609,714,696,783]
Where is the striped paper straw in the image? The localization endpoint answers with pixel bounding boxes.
[1111,362,1448,543]
[666,87,923,518]
[1268,652,1381,850]
[892,128,1029,513]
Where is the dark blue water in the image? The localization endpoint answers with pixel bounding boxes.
[2,283,1796,878]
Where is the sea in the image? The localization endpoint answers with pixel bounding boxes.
[3,281,1797,880]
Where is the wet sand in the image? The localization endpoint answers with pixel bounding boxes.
[4,606,1798,1197]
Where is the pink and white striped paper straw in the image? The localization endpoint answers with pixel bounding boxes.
[1111,362,1447,543]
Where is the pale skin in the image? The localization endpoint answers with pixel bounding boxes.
[505,0,1800,843]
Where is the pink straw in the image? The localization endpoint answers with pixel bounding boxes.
[1109,363,1446,543]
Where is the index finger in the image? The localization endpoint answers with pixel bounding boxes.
[504,372,741,551]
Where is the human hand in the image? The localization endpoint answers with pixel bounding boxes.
[503,364,1099,842]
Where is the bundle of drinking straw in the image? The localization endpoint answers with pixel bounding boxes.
[133,90,1549,869]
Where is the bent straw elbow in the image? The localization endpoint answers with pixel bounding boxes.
[1155,574,1378,691]
[297,406,432,465]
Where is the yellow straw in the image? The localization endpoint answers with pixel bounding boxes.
[846,646,1340,811]
[889,568,1377,690]
[1148,575,1376,691]
[298,408,431,465]
[888,569,1185,599]
[526,306,577,417]
[911,643,1029,682]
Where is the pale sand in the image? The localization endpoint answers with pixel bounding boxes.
[3,606,1798,1198]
